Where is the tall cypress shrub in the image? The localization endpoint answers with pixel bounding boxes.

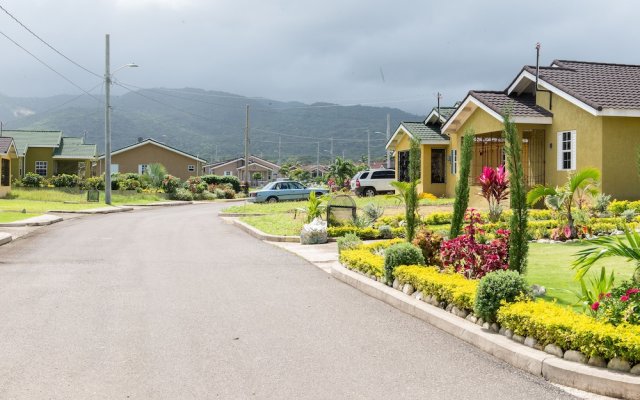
[503,110,528,274]
[405,137,421,241]
[449,129,474,238]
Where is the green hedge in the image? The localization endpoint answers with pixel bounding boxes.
[328,226,404,239]
[201,174,241,192]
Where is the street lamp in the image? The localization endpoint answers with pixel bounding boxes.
[374,131,391,169]
[104,33,138,205]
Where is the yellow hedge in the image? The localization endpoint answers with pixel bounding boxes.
[339,249,384,277]
[497,300,640,363]
[394,265,478,311]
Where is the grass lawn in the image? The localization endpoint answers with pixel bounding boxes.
[0,211,41,223]
[526,241,635,307]
[240,214,305,236]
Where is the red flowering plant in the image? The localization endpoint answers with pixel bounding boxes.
[478,166,509,222]
[440,209,510,279]
[591,281,640,325]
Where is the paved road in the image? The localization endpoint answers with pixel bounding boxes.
[0,203,579,399]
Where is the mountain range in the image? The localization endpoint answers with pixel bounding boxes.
[0,88,422,164]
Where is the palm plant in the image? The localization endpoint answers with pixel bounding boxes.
[527,167,601,239]
[573,225,640,281]
[144,163,168,189]
[327,157,356,189]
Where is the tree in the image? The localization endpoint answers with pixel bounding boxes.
[327,157,356,188]
[144,163,168,188]
[527,167,600,239]
[503,110,528,274]
[390,137,421,242]
[449,129,474,238]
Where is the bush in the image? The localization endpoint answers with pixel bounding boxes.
[378,224,393,239]
[593,193,612,214]
[201,174,241,192]
[118,178,140,191]
[383,242,425,284]
[81,176,105,190]
[171,187,193,201]
[194,190,217,201]
[337,233,362,254]
[340,248,385,277]
[592,280,640,326]
[213,188,226,199]
[629,200,640,214]
[411,228,443,267]
[395,265,478,310]
[608,200,629,216]
[22,172,43,187]
[497,299,640,363]
[161,175,181,194]
[424,211,453,225]
[328,225,404,240]
[50,174,79,188]
[362,203,384,223]
[474,270,529,322]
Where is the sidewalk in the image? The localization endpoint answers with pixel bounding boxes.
[268,240,339,273]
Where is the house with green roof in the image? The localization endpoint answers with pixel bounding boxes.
[0,137,17,198]
[0,130,97,180]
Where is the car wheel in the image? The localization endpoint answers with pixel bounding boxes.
[315,191,324,197]
[363,187,376,197]
[267,196,278,203]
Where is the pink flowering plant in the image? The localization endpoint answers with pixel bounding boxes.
[591,281,640,325]
[478,166,509,222]
[440,209,510,279]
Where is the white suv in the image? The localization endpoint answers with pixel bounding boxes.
[350,169,396,197]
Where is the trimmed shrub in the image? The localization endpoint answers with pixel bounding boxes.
[161,175,181,194]
[629,200,640,214]
[411,228,443,267]
[336,233,362,254]
[201,174,241,192]
[497,299,640,363]
[395,265,478,311]
[50,174,79,188]
[327,226,404,240]
[424,211,453,225]
[474,270,529,322]
[22,172,43,187]
[383,242,425,284]
[608,200,629,216]
[340,248,385,277]
[81,176,105,190]
[171,188,193,201]
[195,190,217,201]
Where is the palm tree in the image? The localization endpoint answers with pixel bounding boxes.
[327,157,356,188]
[144,163,168,189]
[527,167,600,239]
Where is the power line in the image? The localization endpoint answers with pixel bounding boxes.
[0,29,102,102]
[0,3,102,79]
[253,127,386,143]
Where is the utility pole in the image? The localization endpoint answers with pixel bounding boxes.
[330,137,334,159]
[214,144,218,162]
[244,104,250,192]
[278,135,281,165]
[367,130,371,169]
[104,34,112,205]
[316,141,320,178]
[386,113,391,169]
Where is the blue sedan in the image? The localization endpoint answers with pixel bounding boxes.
[248,181,329,203]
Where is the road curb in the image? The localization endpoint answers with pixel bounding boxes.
[331,262,640,399]
[228,218,300,242]
[124,201,192,207]
[0,214,63,227]
[0,232,11,246]
[49,206,134,214]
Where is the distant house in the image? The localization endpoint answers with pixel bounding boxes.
[98,138,207,181]
[203,155,280,186]
[0,137,17,198]
[0,130,97,179]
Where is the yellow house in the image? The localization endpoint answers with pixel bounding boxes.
[0,130,96,179]
[0,137,17,198]
[388,60,640,203]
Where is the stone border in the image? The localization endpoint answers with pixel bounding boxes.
[331,262,640,399]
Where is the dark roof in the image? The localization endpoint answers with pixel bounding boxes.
[469,91,553,118]
[0,137,14,154]
[522,60,640,110]
[400,122,449,142]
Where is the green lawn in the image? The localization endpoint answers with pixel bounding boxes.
[0,211,41,223]
[240,214,305,236]
[526,241,635,307]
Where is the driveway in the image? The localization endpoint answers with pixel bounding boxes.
[0,203,579,399]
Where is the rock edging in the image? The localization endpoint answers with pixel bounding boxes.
[331,262,640,399]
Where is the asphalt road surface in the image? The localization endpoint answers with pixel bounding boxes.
[0,203,580,399]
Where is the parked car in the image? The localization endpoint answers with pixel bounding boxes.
[350,169,396,197]
[248,180,329,203]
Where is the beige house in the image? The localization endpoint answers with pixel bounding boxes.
[0,137,17,198]
[98,138,207,181]
[203,155,280,186]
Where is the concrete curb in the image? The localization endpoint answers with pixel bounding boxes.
[331,262,640,399]
[228,218,300,242]
[0,214,63,227]
[49,206,134,214]
[0,232,11,246]
[218,212,268,217]
[124,201,192,207]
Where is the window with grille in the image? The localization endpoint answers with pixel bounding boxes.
[35,161,47,176]
[557,131,576,171]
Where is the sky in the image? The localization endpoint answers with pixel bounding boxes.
[1,0,639,115]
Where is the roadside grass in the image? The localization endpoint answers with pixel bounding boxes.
[526,241,635,307]
[0,211,41,223]
[240,214,305,236]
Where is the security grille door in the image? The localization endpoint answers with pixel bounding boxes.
[1,159,9,186]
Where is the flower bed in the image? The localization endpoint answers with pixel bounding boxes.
[328,226,405,240]
[338,239,403,278]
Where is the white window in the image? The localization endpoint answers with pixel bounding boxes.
[187,165,195,172]
[557,130,576,171]
[35,161,47,176]
[110,164,119,174]
[450,149,457,175]
[224,170,232,176]
[138,164,149,174]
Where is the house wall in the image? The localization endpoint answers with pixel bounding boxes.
[602,117,640,199]
[99,143,203,181]
[25,148,55,177]
[536,92,604,190]
[0,154,11,198]
[209,161,241,177]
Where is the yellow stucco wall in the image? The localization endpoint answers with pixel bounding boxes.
[0,153,13,197]
[602,117,640,199]
[25,148,55,177]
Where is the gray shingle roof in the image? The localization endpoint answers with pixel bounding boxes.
[0,130,62,155]
[0,137,14,154]
[469,91,553,118]
[400,122,449,142]
[523,60,640,110]
[437,106,457,121]
[53,137,97,159]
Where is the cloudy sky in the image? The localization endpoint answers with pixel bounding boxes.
[1,0,639,115]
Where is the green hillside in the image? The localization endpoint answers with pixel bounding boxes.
[0,89,421,164]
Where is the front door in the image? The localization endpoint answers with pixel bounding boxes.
[1,159,9,186]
